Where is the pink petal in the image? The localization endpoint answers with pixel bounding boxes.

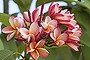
[29,22,39,35]
[26,46,30,52]
[31,50,39,60]
[57,33,68,41]
[67,43,79,51]
[54,28,61,39]
[48,25,55,32]
[50,33,55,40]
[9,16,16,29]
[48,20,57,27]
[45,16,51,24]
[14,17,24,28]
[7,31,16,41]
[19,28,29,36]
[55,40,65,47]
[23,12,30,22]
[41,22,48,29]
[37,48,49,58]
[35,39,45,48]
[2,26,14,33]
[29,34,35,42]
[32,8,39,22]
[30,42,36,49]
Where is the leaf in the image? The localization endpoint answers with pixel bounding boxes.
[0,13,10,26]
[0,49,16,60]
[39,47,72,60]
[0,38,4,50]
[36,0,63,7]
[13,0,32,13]
[72,9,90,47]
[0,34,17,52]
[81,45,90,60]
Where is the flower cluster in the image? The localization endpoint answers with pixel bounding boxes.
[2,2,82,60]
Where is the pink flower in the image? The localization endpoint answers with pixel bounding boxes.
[50,28,68,47]
[26,40,49,60]
[23,8,39,23]
[48,2,61,16]
[19,22,41,42]
[41,16,57,33]
[2,16,24,41]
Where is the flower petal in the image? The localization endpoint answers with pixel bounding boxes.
[54,28,61,39]
[50,33,55,40]
[26,46,30,52]
[45,16,51,24]
[2,26,14,33]
[30,42,36,49]
[9,16,16,29]
[35,39,45,48]
[31,50,39,60]
[55,40,65,47]
[29,22,39,35]
[37,48,49,58]
[32,8,39,22]
[29,34,35,42]
[57,33,68,41]
[19,28,29,36]
[48,20,57,27]
[41,22,48,29]
[67,43,79,51]
[7,31,16,41]
[14,17,24,28]
[23,12,30,22]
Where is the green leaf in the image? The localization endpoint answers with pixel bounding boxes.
[0,49,16,60]
[0,38,4,50]
[39,47,72,60]
[81,45,90,60]
[0,13,10,26]
[36,0,63,7]
[0,34,17,52]
[13,0,32,13]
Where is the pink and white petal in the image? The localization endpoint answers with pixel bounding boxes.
[41,22,48,29]
[14,17,24,28]
[31,50,39,60]
[30,42,36,49]
[32,8,39,22]
[48,25,55,32]
[7,31,16,41]
[19,28,29,36]
[35,39,45,48]
[50,33,55,40]
[2,26,14,33]
[57,33,68,41]
[48,20,57,27]
[37,48,49,58]
[66,43,79,51]
[45,16,51,24]
[55,40,65,47]
[29,22,39,35]
[29,34,35,42]
[9,16,16,29]
[23,12,30,22]
[54,28,61,39]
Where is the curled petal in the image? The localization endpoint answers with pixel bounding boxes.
[29,22,39,35]
[67,43,79,51]
[32,8,39,22]
[7,31,16,41]
[50,33,55,40]
[31,50,39,60]
[2,26,14,33]
[14,17,24,28]
[37,48,49,58]
[23,12,30,22]
[54,28,61,39]
[35,39,45,48]
[19,28,29,36]
[9,16,15,29]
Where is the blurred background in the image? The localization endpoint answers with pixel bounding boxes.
[0,0,90,60]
